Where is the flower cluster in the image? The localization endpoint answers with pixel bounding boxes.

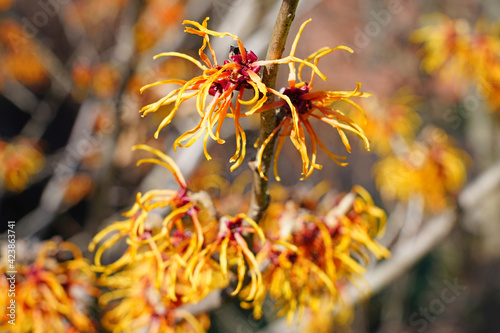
[89,145,390,329]
[373,126,470,212]
[0,241,99,333]
[90,145,268,331]
[89,145,201,284]
[140,17,270,171]
[141,18,370,179]
[240,185,389,323]
[0,137,45,192]
[187,214,265,299]
[412,14,500,111]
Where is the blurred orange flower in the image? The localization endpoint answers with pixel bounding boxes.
[358,90,421,156]
[71,60,93,90]
[0,241,99,333]
[0,0,13,11]
[412,14,500,112]
[134,0,184,52]
[63,173,94,206]
[0,21,48,88]
[0,138,45,192]
[411,14,472,81]
[91,63,122,99]
[373,127,470,211]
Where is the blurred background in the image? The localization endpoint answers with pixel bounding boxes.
[1,0,499,332]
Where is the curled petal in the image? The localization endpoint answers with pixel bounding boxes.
[153,52,207,70]
[133,144,186,188]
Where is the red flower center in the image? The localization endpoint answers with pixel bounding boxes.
[209,47,261,96]
[282,85,312,115]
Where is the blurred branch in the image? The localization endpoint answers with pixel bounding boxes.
[458,161,500,210]
[1,81,38,114]
[1,32,73,140]
[12,100,100,238]
[341,159,500,312]
[57,1,100,57]
[342,210,456,307]
[85,2,138,235]
[1,1,139,237]
[8,1,141,239]
[391,194,424,250]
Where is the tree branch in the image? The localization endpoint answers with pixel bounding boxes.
[248,0,300,223]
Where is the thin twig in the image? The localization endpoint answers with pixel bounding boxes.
[85,1,140,236]
[12,100,100,238]
[248,0,301,223]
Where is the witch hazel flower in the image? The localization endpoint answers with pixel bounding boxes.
[186,214,266,300]
[89,145,204,289]
[140,17,328,172]
[255,19,371,180]
[241,185,389,323]
[140,17,268,171]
